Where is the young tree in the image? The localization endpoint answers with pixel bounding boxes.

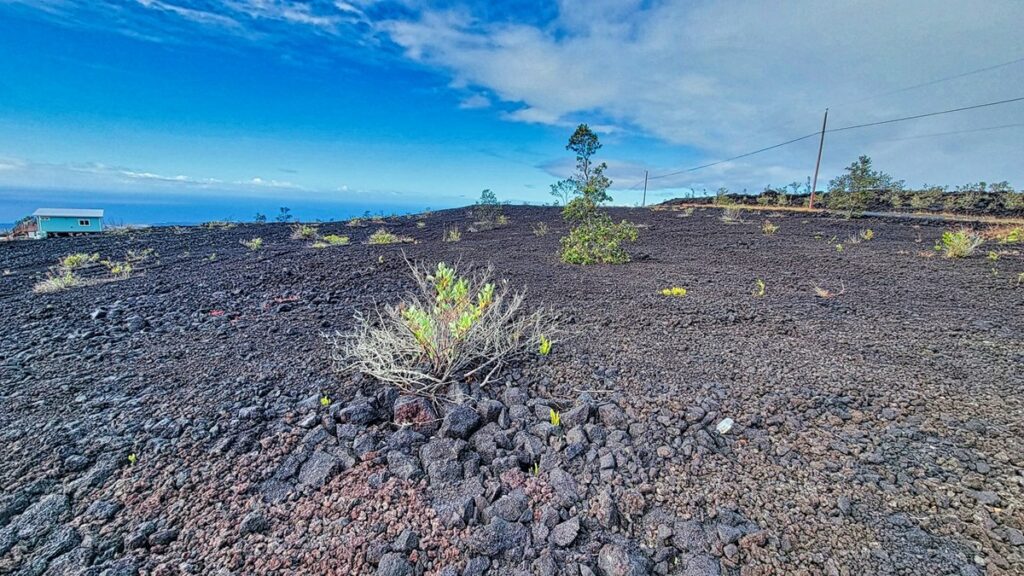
[254,212,267,223]
[827,155,903,214]
[474,189,504,223]
[276,207,294,223]
[558,124,637,264]
[549,179,575,206]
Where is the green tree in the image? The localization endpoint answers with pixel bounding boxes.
[549,179,574,206]
[473,188,504,223]
[558,124,637,264]
[276,207,294,223]
[827,155,903,214]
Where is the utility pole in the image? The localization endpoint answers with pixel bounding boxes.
[809,108,828,209]
[641,170,648,207]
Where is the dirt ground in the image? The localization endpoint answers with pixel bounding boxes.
[1,206,1022,575]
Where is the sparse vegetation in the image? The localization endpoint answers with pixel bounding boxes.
[329,261,548,396]
[102,260,133,279]
[935,228,983,258]
[291,223,319,240]
[368,228,412,245]
[753,278,766,298]
[814,282,845,299]
[321,234,350,246]
[539,335,552,356]
[721,206,743,223]
[443,226,462,243]
[33,270,82,294]
[549,408,561,427]
[761,220,778,235]
[860,228,875,241]
[532,222,550,236]
[241,237,264,251]
[60,253,99,270]
[660,286,687,297]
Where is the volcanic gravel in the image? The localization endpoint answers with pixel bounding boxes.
[1,206,1022,575]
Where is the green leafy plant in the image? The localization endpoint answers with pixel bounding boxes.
[60,253,99,270]
[935,228,983,258]
[127,453,138,465]
[660,286,687,297]
[532,222,550,236]
[241,237,264,251]
[549,408,561,427]
[330,261,549,396]
[291,223,319,240]
[313,234,350,248]
[835,243,844,252]
[860,228,874,241]
[33,269,82,294]
[367,228,412,245]
[753,278,766,298]
[539,334,552,356]
[102,260,133,279]
[531,461,540,476]
[721,206,743,223]
[320,394,331,407]
[443,226,462,243]
[559,214,638,264]
[987,251,1000,262]
[761,220,778,235]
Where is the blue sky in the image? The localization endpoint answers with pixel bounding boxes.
[1,0,1023,223]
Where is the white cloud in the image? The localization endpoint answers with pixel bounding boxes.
[380,0,1024,189]
[458,93,490,109]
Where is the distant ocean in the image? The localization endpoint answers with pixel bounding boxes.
[0,188,454,227]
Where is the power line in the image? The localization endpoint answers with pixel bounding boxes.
[639,95,1024,183]
[646,132,819,180]
[834,56,1024,107]
[872,122,1024,142]
[826,95,1024,134]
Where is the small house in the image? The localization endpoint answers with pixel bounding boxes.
[31,208,104,238]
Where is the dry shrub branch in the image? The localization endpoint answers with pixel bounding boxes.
[329,259,550,397]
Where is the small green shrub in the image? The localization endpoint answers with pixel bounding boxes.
[532,222,550,236]
[329,261,548,396]
[60,253,99,270]
[241,237,264,251]
[935,228,983,258]
[443,226,462,243]
[368,228,412,245]
[33,270,82,294]
[859,228,874,241]
[102,260,133,278]
[559,214,638,264]
[721,206,743,223]
[660,286,687,297]
[126,248,155,262]
[321,234,350,246]
[752,279,766,297]
[761,220,778,235]
[291,223,319,240]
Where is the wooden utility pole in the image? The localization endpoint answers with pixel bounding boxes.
[641,170,648,207]
[809,108,828,209]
